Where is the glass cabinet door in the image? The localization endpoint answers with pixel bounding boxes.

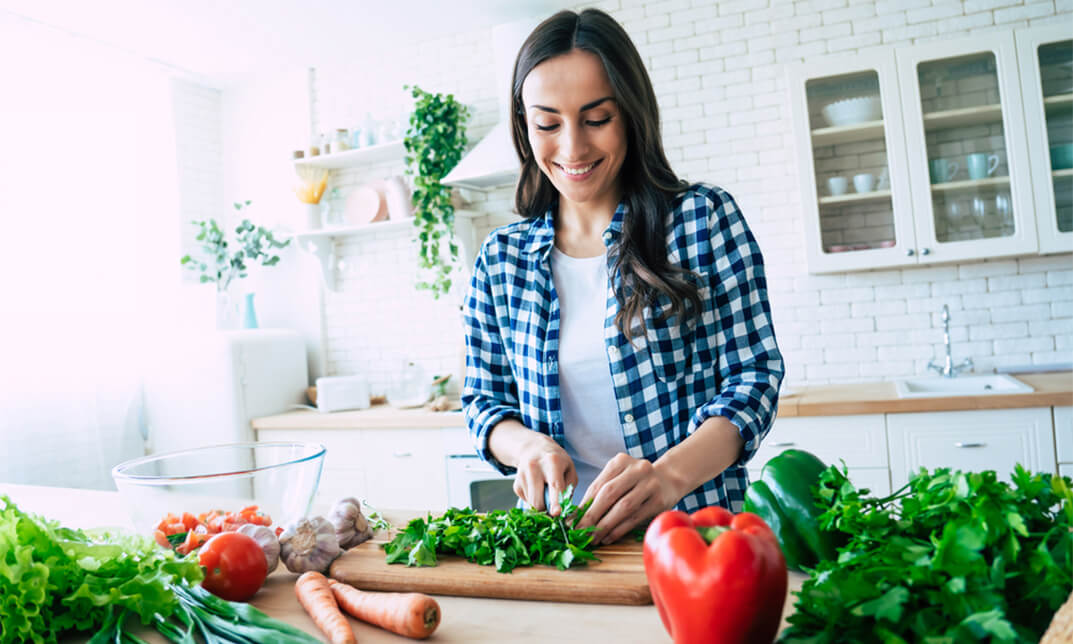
[1019,24,1073,254]
[899,33,1037,262]
[806,72,896,254]
[790,52,916,274]
[1038,40,1073,235]
[917,53,1013,244]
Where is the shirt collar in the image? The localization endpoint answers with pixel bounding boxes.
[523,199,629,259]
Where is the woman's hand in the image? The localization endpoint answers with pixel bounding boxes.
[576,453,681,545]
[512,432,578,516]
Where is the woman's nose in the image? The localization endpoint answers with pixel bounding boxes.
[560,122,589,159]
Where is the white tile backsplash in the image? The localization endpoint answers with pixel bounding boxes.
[297,0,1072,391]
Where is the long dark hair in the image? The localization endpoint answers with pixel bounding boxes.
[509,8,701,343]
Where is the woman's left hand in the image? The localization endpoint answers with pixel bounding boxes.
[575,453,681,545]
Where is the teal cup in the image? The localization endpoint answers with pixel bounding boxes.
[929,158,958,184]
[967,153,1000,180]
[1051,144,1073,171]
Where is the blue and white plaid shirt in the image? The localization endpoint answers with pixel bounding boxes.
[462,183,783,512]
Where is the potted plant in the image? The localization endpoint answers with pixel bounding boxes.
[180,200,291,328]
[403,85,470,299]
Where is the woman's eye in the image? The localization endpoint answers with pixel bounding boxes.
[535,123,559,132]
[586,117,612,127]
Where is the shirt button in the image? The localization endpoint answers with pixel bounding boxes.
[624,414,634,423]
[602,231,612,242]
[607,346,620,358]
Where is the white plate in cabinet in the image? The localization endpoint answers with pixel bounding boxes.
[752,414,888,469]
[360,428,449,512]
[887,408,1055,489]
[1054,406,1073,464]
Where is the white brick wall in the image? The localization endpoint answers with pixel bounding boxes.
[172,80,224,280]
[309,0,1072,392]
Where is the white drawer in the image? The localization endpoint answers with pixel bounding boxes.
[1055,406,1072,464]
[1060,463,1073,479]
[361,428,449,511]
[752,414,887,469]
[887,408,1055,489]
[257,428,365,477]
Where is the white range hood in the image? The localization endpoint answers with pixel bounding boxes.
[442,16,543,192]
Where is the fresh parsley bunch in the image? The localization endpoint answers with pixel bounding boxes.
[781,465,1073,643]
[382,487,598,573]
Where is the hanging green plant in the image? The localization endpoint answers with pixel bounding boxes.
[403,85,470,298]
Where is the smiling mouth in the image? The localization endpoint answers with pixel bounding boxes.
[555,160,602,176]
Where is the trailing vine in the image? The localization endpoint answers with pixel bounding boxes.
[403,85,470,298]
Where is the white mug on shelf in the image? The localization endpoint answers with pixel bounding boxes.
[853,173,876,193]
[827,176,849,196]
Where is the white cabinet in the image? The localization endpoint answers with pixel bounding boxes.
[257,427,451,512]
[886,407,1056,490]
[1054,406,1073,467]
[748,414,891,495]
[789,28,1066,273]
[360,428,448,512]
[1016,25,1073,254]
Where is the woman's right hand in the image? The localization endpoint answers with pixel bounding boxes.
[512,432,577,516]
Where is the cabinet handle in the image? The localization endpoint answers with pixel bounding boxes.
[954,442,985,448]
[769,441,796,447]
[921,248,931,255]
[906,248,915,256]
[463,464,497,473]
[393,451,413,458]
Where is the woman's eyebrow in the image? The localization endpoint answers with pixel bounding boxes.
[529,96,616,114]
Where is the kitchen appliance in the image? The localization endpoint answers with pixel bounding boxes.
[441,16,542,191]
[142,329,308,467]
[445,453,517,512]
[315,375,370,412]
[443,425,516,511]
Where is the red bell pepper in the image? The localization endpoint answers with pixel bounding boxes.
[642,506,787,644]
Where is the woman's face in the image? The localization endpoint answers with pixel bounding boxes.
[521,48,627,214]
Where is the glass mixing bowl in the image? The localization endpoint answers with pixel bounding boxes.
[111,442,325,537]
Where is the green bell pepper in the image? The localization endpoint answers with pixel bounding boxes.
[742,449,841,571]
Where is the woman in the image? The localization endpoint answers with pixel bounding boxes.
[461,8,783,546]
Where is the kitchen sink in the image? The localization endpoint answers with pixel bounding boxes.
[894,374,1034,398]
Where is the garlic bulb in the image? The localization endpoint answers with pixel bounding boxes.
[327,497,373,550]
[235,523,280,573]
[278,516,342,574]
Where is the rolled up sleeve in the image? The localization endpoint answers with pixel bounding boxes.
[690,191,784,467]
[461,245,522,475]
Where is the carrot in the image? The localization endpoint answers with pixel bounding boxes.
[328,579,441,640]
[295,571,356,644]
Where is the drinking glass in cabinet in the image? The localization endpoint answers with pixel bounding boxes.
[805,71,896,255]
[917,52,1016,244]
[1037,39,1073,233]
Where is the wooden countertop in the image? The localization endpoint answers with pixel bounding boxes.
[4,483,805,643]
[778,371,1072,417]
[253,372,1073,430]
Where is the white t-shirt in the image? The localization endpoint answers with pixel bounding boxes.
[550,246,625,504]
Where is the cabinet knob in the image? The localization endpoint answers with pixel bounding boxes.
[921,247,931,255]
[954,442,985,448]
[906,249,915,256]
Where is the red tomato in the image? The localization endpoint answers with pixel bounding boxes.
[197,532,268,602]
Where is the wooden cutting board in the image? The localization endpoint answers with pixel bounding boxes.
[329,539,651,606]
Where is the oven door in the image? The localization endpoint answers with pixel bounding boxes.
[444,454,517,512]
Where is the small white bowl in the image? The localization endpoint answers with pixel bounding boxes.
[821,96,882,127]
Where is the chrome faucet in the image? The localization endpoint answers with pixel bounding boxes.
[927,304,973,378]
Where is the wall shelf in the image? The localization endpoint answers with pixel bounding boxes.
[292,209,483,291]
[294,140,405,169]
